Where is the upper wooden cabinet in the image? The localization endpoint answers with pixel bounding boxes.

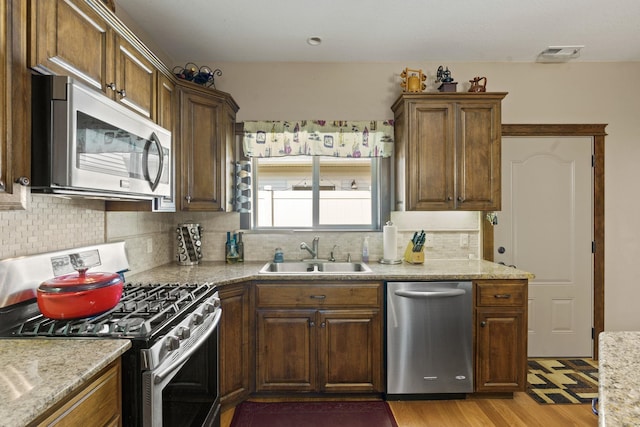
[392,93,507,211]
[1,0,30,207]
[176,82,238,212]
[29,0,113,94]
[29,0,162,120]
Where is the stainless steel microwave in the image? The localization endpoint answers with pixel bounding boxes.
[31,75,173,201]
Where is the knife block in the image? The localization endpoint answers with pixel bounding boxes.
[403,242,425,264]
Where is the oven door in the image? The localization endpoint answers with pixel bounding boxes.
[142,308,222,427]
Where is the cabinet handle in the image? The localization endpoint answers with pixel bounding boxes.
[494,294,512,299]
[310,295,326,300]
[480,321,487,327]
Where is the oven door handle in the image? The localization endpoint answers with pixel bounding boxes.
[153,307,222,384]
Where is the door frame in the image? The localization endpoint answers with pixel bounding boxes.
[482,124,606,359]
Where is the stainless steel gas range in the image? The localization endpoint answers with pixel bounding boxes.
[0,243,222,427]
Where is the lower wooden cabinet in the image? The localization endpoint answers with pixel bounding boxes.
[31,359,121,427]
[255,282,383,393]
[219,281,252,408]
[474,280,528,392]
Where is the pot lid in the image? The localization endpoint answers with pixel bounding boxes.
[38,268,123,294]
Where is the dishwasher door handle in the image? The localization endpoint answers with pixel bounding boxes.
[394,289,466,299]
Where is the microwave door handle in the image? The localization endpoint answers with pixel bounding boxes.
[142,132,164,191]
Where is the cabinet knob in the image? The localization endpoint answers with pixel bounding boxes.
[15,176,30,186]
[480,321,487,327]
[106,82,116,91]
[0,180,4,191]
[116,88,126,98]
[457,196,464,202]
[320,322,326,328]
[185,195,192,203]
[447,196,453,201]
[309,321,315,328]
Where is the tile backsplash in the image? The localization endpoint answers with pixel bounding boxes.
[0,195,104,260]
[1,194,483,275]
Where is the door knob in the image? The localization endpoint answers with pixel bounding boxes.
[498,246,506,254]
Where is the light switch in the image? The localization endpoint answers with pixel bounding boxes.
[460,234,469,248]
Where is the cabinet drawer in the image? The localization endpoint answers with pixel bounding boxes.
[256,283,380,308]
[476,282,525,307]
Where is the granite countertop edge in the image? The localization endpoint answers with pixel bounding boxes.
[598,331,640,427]
[126,258,535,285]
[0,339,131,427]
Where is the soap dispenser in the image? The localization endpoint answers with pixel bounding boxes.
[362,236,370,263]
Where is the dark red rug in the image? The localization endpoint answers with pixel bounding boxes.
[229,401,398,427]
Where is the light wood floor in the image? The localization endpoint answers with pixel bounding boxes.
[220,393,598,427]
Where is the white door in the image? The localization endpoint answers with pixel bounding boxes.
[495,137,593,357]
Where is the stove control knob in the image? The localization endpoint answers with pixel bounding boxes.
[177,326,191,340]
[191,312,204,326]
[203,301,218,315]
[165,335,180,352]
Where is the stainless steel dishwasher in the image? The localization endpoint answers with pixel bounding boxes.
[386,281,473,398]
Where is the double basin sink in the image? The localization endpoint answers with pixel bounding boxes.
[259,260,372,274]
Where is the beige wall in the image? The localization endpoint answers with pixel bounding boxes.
[211,61,640,332]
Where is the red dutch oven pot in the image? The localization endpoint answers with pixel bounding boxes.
[37,268,124,320]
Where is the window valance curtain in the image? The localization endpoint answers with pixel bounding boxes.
[242,120,394,158]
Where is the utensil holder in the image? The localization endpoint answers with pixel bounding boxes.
[403,242,424,264]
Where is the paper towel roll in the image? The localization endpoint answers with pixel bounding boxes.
[383,224,398,261]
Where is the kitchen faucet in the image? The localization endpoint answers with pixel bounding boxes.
[300,236,320,259]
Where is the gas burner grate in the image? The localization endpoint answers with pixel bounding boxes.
[1,282,217,339]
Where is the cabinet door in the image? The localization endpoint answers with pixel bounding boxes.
[475,308,526,392]
[1,0,30,206]
[256,309,317,392]
[318,309,382,393]
[219,282,252,407]
[178,86,225,211]
[34,360,121,427]
[456,102,501,210]
[407,102,456,210]
[113,35,156,119]
[29,0,114,93]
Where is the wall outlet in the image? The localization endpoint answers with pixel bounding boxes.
[460,233,469,248]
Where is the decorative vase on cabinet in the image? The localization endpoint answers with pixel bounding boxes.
[391,92,507,211]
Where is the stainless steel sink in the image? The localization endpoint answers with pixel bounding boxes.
[258,261,372,274]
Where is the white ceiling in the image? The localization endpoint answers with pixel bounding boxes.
[114,0,640,64]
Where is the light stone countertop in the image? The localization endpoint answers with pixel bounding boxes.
[0,339,131,427]
[126,258,534,284]
[598,331,640,426]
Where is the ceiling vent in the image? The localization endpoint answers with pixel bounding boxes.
[537,45,584,63]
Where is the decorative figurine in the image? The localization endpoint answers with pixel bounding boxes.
[468,76,487,92]
[400,68,426,93]
[436,65,457,92]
